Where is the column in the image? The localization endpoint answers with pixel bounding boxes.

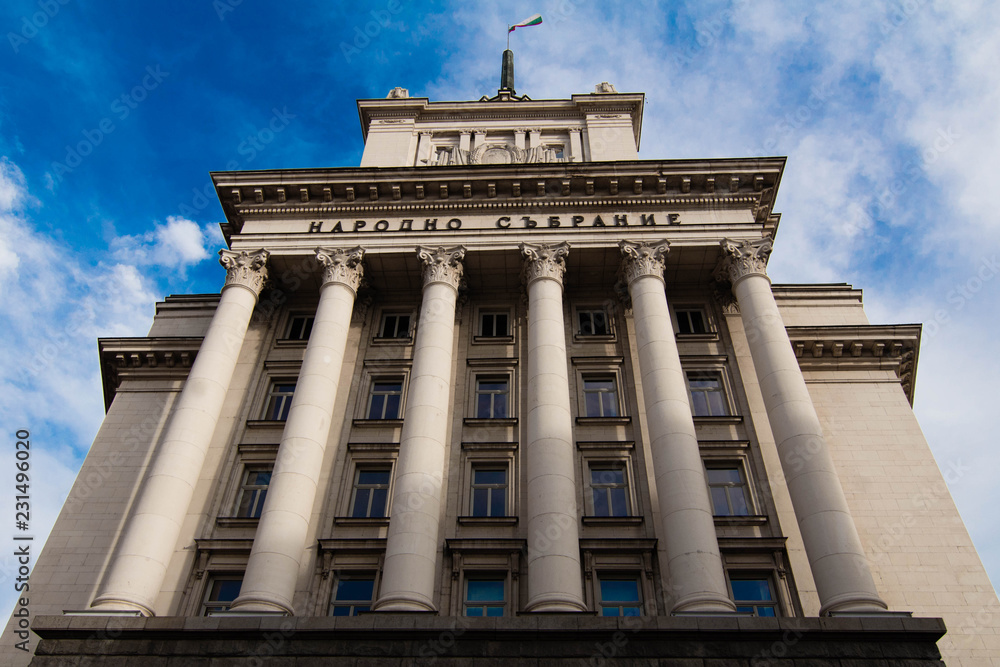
[232,247,364,614]
[569,129,583,162]
[528,127,542,150]
[91,249,269,615]
[514,128,527,151]
[459,130,472,154]
[415,131,433,166]
[620,241,735,613]
[720,238,887,615]
[374,246,465,612]
[521,242,587,612]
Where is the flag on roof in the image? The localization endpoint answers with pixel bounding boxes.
[508,14,542,33]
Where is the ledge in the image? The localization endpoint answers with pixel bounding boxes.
[215,517,260,528]
[463,417,518,427]
[98,336,204,411]
[713,514,768,527]
[582,515,643,526]
[693,415,743,425]
[457,516,518,526]
[575,416,631,425]
[351,418,404,428]
[333,517,390,527]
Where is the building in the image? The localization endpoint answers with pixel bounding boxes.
[6,57,999,665]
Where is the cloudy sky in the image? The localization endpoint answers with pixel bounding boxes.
[1,0,997,619]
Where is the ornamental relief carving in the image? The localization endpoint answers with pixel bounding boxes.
[520,241,569,285]
[219,249,269,295]
[720,238,773,283]
[619,239,669,284]
[417,245,466,289]
[316,246,365,292]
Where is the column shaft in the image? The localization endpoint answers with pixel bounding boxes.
[621,241,735,613]
[723,238,887,614]
[92,249,268,615]
[375,246,465,612]
[522,242,587,613]
[232,248,363,614]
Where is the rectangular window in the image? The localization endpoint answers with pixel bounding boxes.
[675,309,707,335]
[379,313,411,339]
[479,311,510,337]
[475,376,509,419]
[598,576,642,616]
[583,376,619,417]
[264,382,296,420]
[286,315,314,340]
[203,576,242,615]
[235,467,272,518]
[329,574,376,616]
[470,466,507,517]
[707,465,751,516]
[464,577,505,617]
[578,308,610,336]
[350,467,391,518]
[686,371,729,416]
[367,380,403,419]
[589,464,629,517]
[730,577,777,617]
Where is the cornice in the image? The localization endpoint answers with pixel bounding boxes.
[98,337,203,411]
[785,324,921,405]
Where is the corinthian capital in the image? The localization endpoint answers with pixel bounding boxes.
[219,249,269,296]
[619,239,669,284]
[417,246,466,290]
[720,238,773,284]
[520,242,570,286]
[316,246,365,293]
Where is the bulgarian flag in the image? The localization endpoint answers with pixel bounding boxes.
[508,14,542,32]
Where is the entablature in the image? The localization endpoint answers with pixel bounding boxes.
[98,337,203,411]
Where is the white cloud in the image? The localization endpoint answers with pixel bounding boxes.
[110,215,214,270]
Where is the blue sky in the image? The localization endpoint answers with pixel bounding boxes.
[1,0,998,621]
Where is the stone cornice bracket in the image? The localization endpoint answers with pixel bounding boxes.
[520,242,570,288]
[719,238,773,286]
[316,246,365,293]
[417,245,466,290]
[619,239,670,285]
[219,248,270,296]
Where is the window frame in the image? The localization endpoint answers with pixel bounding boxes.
[727,573,779,617]
[464,360,517,425]
[671,305,714,338]
[574,304,614,339]
[572,357,629,424]
[580,541,657,616]
[328,571,378,616]
[284,313,315,341]
[347,464,393,519]
[469,464,509,518]
[234,465,272,519]
[705,462,753,517]
[375,310,414,342]
[202,574,244,616]
[473,375,511,419]
[262,380,296,421]
[582,457,637,520]
[336,443,398,525]
[366,378,405,420]
[475,306,514,342]
[463,574,508,617]
[459,442,517,524]
[596,573,644,617]
[681,360,738,420]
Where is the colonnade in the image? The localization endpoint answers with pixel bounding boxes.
[91,239,885,617]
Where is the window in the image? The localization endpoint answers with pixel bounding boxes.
[475,376,509,419]
[203,576,242,615]
[350,466,391,518]
[235,467,272,518]
[578,308,611,336]
[479,310,510,337]
[470,466,507,517]
[675,309,707,335]
[589,464,630,517]
[707,465,750,516]
[598,576,642,616]
[464,577,505,617]
[263,382,296,420]
[286,315,314,340]
[378,313,411,339]
[329,574,376,616]
[583,376,619,417]
[686,371,729,417]
[367,380,403,420]
[730,577,777,617]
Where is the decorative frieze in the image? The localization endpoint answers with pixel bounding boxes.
[417,245,466,289]
[520,242,569,286]
[219,249,269,295]
[316,246,365,292]
[619,239,669,284]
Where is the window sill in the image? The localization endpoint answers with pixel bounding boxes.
[693,415,743,425]
[582,516,643,526]
[215,517,260,528]
[463,418,518,427]
[245,419,287,429]
[458,516,518,526]
[473,335,514,345]
[675,332,719,342]
[575,416,631,425]
[371,336,413,346]
[573,334,616,343]
[352,419,404,427]
[274,338,309,347]
[334,517,390,527]
[713,515,768,527]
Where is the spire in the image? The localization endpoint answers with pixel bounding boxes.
[500,49,515,93]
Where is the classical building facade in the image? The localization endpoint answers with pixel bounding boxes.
[6,72,999,665]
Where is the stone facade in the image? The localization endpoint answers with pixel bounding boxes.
[4,83,998,666]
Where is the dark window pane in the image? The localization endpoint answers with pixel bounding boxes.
[601,579,640,602]
[609,488,628,516]
[486,606,504,617]
[690,392,709,415]
[370,488,387,517]
[491,489,505,517]
[477,393,492,417]
[384,394,400,419]
[211,579,242,602]
[593,489,609,516]
[707,392,726,415]
[351,489,371,517]
[757,606,776,617]
[622,606,641,616]
[335,578,374,601]
[730,487,749,515]
[472,488,489,516]
[465,607,483,616]
[475,470,506,485]
[358,470,389,485]
[711,487,730,515]
[601,607,619,616]
[601,392,618,416]
[467,580,504,602]
[493,394,508,418]
[331,606,350,616]
[731,579,772,601]
[496,313,508,335]
[708,468,741,484]
[585,392,601,416]
[368,395,385,419]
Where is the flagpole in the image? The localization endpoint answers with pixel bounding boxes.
[507,24,510,50]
